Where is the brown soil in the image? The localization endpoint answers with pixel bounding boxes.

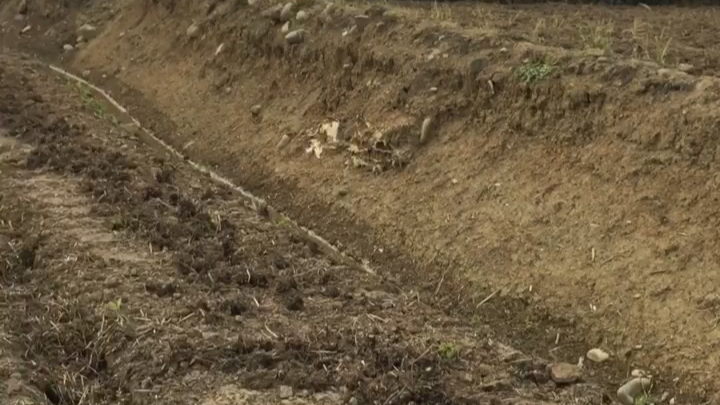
[2,0,720,403]
[0,50,607,405]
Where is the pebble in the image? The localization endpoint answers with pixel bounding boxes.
[296,10,308,21]
[500,47,508,53]
[21,25,31,33]
[280,3,295,22]
[285,29,305,45]
[215,43,224,56]
[261,5,283,22]
[617,378,652,405]
[63,44,74,51]
[677,63,694,74]
[250,104,262,116]
[186,22,200,37]
[279,385,293,399]
[79,23,97,33]
[276,134,291,150]
[586,348,610,363]
[82,70,91,78]
[419,116,434,144]
[549,362,581,384]
[281,21,291,34]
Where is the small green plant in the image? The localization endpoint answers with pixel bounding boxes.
[634,394,652,405]
[70,81,119,125]
[106,298,123,312]
[517,61,553,83]
[437,341,459,360]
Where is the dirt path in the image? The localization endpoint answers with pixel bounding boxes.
[0,52,612,405]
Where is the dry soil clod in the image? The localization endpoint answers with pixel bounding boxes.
[549,363,581,384]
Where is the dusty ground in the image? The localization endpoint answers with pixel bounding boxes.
[0,52,612,405]
[2,0,720,403]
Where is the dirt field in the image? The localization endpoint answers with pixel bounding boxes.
[0,51,607,405]
[2,0,720,403]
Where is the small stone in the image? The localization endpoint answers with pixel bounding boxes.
[186,22,200,37]
[261,4,283,22]
[279,385,293,399]
[586,348,610,363]
[429,87,438,93]
[76,35,84,44]
[82,70,91,78]
[63,44,74,51]
[18,0,28,15]
[280,3,295,22]
[285,29,305,45]
[21,25,31,33]
[420,116,434,144]
[79,23,97,33]
[250,104,262,116]
[215,43,224,56]
[276,134,291,150]
[549,362,580,384]
[677,63,694,74]
[296,10,308,21]
[500,47,508,53]
[281,21,291,34]
[617,378,652,405]
[348,397,358,405]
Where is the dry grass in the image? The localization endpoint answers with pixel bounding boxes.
[629,18,673,65]
[578,20,615,53]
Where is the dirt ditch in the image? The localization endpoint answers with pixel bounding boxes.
[0,52,614,405]
[3,0,720,403]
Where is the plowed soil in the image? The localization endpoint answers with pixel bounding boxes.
[2,0,720,403]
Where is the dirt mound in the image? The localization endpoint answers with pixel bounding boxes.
[3,0,720,402]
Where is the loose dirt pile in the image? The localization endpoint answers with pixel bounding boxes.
[3,0,720,403]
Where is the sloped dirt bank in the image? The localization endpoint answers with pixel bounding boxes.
[0,51,615,405]
[3,0,720,402]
